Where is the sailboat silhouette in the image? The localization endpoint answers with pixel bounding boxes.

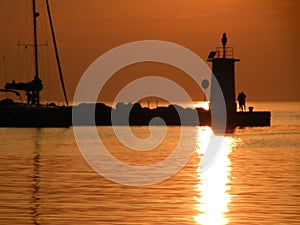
[0,0,71,127]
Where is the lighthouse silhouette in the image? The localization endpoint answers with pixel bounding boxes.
[208,33,240,127]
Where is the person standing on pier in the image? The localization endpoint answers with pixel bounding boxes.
[237,91,247,112]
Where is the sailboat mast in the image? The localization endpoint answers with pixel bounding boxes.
[32,0,42,105]
[32,0,39,80]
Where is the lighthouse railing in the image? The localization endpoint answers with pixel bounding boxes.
[216,47,234,59]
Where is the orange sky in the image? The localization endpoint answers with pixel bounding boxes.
[0,0,299,102]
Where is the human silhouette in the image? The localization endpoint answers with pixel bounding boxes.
[237,91,246,112]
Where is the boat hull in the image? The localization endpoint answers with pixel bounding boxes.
[0,106,71,127]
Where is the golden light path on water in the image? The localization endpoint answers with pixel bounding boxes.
[194,127,237,225]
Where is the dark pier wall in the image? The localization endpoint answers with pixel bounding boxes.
[234,112,271,127]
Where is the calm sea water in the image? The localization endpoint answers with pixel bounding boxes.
[0,102,299,224]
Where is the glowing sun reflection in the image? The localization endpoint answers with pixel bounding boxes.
[194,101,210,110]
[194,127,235,225]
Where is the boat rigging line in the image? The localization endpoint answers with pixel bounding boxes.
[45,0,68,106]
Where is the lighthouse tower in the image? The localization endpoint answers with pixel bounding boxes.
[208,33,240,125]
